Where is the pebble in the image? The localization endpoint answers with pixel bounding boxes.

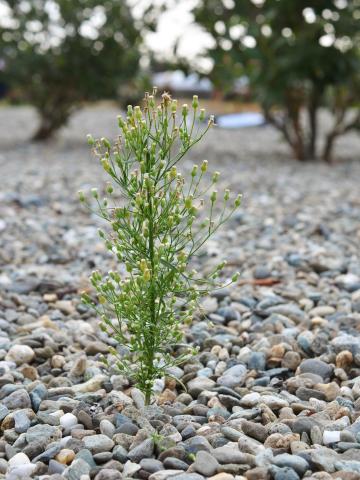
[83,434,115,454]
[272,453,309,476]
[5,345,35,365]
[299,359,333,381]
[217,364,247,388]
[213,445,254,465]
[3,389,31,410]
[63,458,90,479]
[60,413,78,430]
[13,410,30,434]
[140,458,164,473]
[127,438,154,462]
[193,450,220,476]
[55,449,76,464]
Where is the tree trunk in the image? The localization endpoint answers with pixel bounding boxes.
[32,121,59,141]
[32,104,73,141]
[307,93,319,159]
[322,131,337,163]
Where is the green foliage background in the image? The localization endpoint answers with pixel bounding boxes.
[194,0,360,160]
[0,0,142,138]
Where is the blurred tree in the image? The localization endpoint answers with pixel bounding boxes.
[194,0,360,161]
[0,1,142,140]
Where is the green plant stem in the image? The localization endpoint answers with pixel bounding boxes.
[145,170,156,406]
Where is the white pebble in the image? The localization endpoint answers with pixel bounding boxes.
[240,392,261,407]
[60,413,78,429]
[8,452,31,469]
[8,464,37,479]
[5,345,35,366]
[323,430,341,444]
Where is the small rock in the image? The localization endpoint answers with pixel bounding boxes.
[3,389,31,410]
[128,438,154,462]
[13,410,31,433]
[83,434,114,454]
[55,449,76,465]
[299,359,333,381]
[60,413,78,430]
[272,453,309,476]
[63,458,90,479]
[187,377,216,396]
[194,450,220,476]
[217,364,247,388]
[100,419,115,438]
[5,345,35,365]
[241,420,267,443]
[140,459,164,473]
[94,469,122,480]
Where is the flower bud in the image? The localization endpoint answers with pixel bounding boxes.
[192,95,199,109]
[78,190,85,202]
[134,105,142,120]
[171,99,178,113]
[201,160,208,173]
[170,166,177,179]
[87,134,95,146]
[101,158,111,173]
[101,137,111,150]
[143,269,151,281]
[210,190,217,203]
[234,193,242,207]
[212,171,220,183]
[91,188,98,199]
[185,196,193,210]
[127,105,133,116]
[224,189,230,201]
[148,95,155,108]
[139,259,147,272]
[232,272,240,282]
[199,108,206,121]
[98,295,106,304]
[208,115,215,127]
[117,115,125,129]
[182,104,189,117]
[191,165,198,177]
[106,183,114,194]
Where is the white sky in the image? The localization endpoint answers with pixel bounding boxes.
[130,0,213,62]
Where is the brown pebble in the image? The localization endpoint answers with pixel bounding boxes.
[245,467,270,480]
[157,388,177,405]
[55,449,75,465]
[19,365,38,381]
[336,350,353,369]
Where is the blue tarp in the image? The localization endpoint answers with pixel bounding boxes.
[216,112,265,129]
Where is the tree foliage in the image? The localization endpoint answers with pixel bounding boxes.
[0,0,142,140]
[80,91,241,404]
[195,0,360,161]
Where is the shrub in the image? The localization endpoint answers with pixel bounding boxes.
[0,1,141,140]
[194,0,360,162]
[79,90,241,404]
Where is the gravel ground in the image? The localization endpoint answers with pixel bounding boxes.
[0,105,360,480]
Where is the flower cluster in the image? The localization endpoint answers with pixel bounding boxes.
[79,89,241,404]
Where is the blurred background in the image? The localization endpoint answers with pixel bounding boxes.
[0,0,359,161]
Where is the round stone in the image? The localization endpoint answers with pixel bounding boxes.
[5,345,35,365]
[60,413,78,430]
